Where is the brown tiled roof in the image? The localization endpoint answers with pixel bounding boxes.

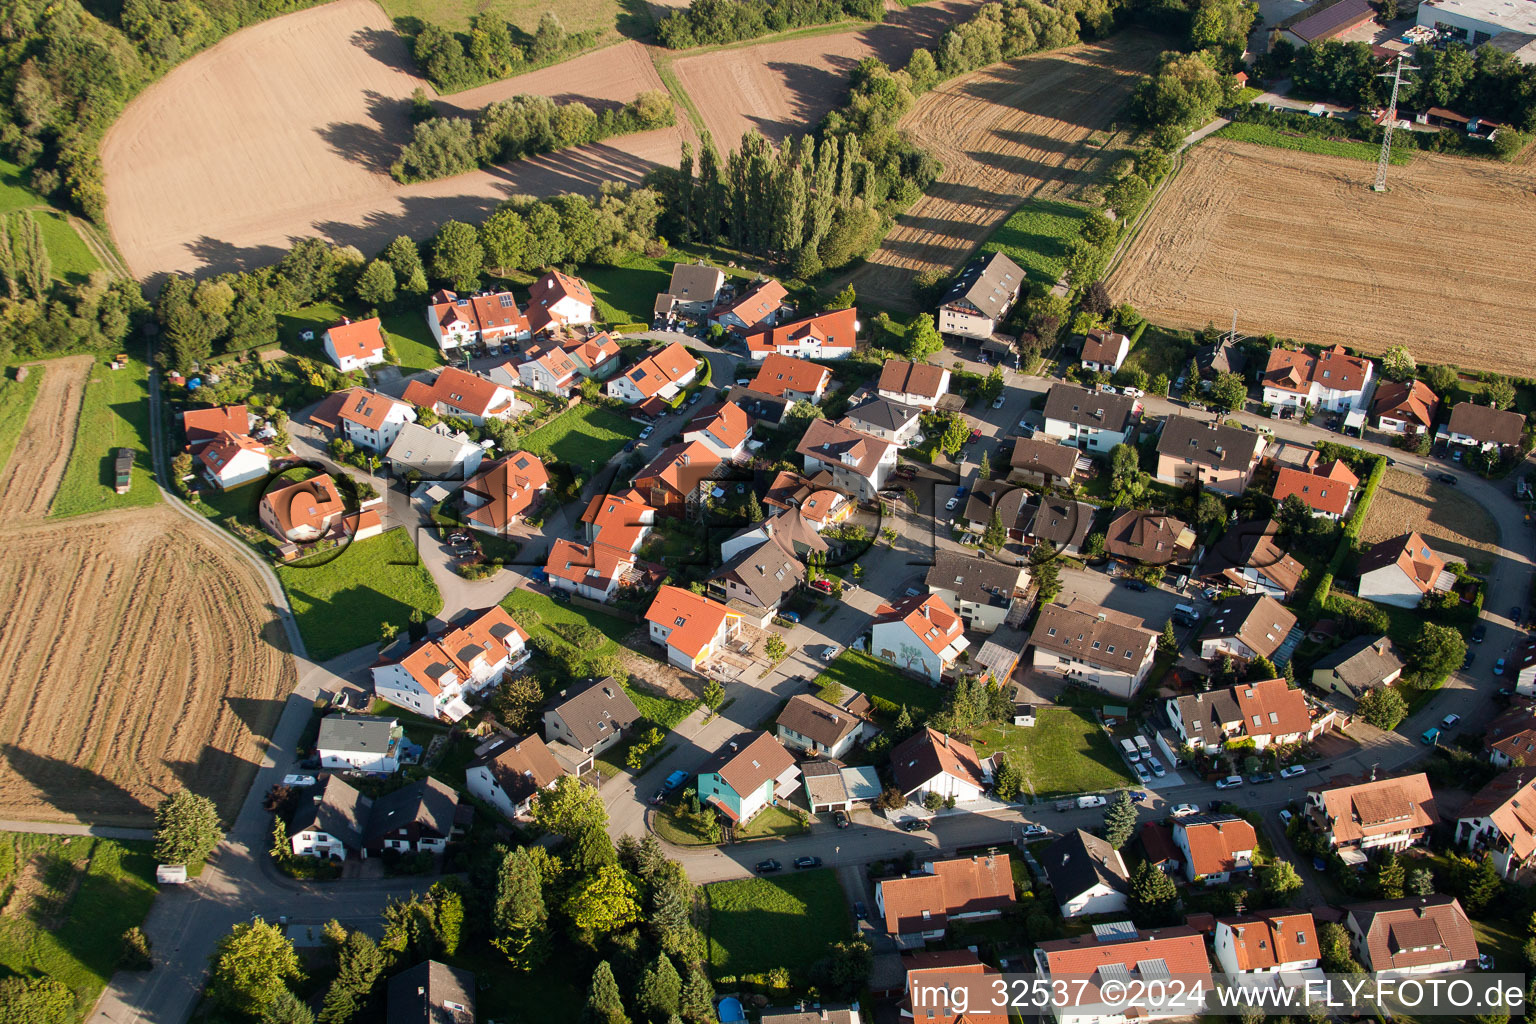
[797,419,892,481]
[1485,702,1536,764]
[1025,495,1094,550]
[880,853,1014,934]
[1357,531,1446,595]
[462,451,549,530]
[1140,821,1182,868]
[1030,599,1157,672]
[1448,402,1525,446]
[1105,509,1195,563]
[1372,379,1438,429]
[1010,438,1080,478]
[634,440,720,500]
[1043,383,1136,432]
[940,250,1024,320]
[889,727,985,795]
[718,279,787,329]
[1461,767,1536,861]
[548,677,641,749]
[1263,344,1371,394]
[1198,594,1297,659]
[1081,329,1129,364]
[701,731,796,799]
[1178,816,1256,877]
[879,359,948,400]
[403,366,514,419]
[1312,635,1405,692]
[1311,772,1437,847]
[1158,414,1264,471]
[776,693,861,748]
[1345,896,1478,972]
[470,733,564,806]
[1219,910,1319,970]
[1198,518,1305,598]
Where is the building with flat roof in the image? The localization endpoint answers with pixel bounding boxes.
[1418,0,1536,51]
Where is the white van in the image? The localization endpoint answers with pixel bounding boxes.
[1134,735,1152,756]
[1078,795,1108,809]
[1172,603,1199,626]
[1120,738,1140,761]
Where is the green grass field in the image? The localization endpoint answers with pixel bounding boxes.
[815,650,943,714]
[380,310,445,375]
[520,403,637,476]
[972,707,1134,799]
[584,258,674,325]
[1216,122,1411,165]
[980,198,1094,285]
[380,0,620,32]
[0,365,42,478]
[0,158,36,215]
[276,527,443,661]
[0,832,158,1020]
[33,210,100,285]
[705,868,849,982]
[50,358,160,518]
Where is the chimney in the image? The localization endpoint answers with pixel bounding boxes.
[943,733,950,748]
[729,740,739,752]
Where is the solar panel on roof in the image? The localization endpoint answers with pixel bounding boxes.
[499,295,514,307]
[1136,959,1170,979]
[1093,921,1139,943]
[1098,964,1132,982]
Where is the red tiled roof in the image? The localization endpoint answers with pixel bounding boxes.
[183,405,249,446]
[635,440,720,500]
[1272,458,1357,516]
[1263,344,1371,394]
[395,605,528,696]
[1357,531,1446,595]
[1372,379,1438,429]
[335,388,412,432]
[469,290,530,334]
[744,308,857,356]
[874,593,965,657]
[462,451,549,530]
[718,279,787,329]
[1233,678,1313,740]
[902,951,1007,1024]
[1178,816,1257,877]
[1036,926,1211,980]
[403,366,514,419]
[687,401,752,451]
[879,359,948,400]
[1311,773,1437,847]
[325,318,386,360]
[645,585,738,659]
[751,353,830,398]
[261,473,344,537]
[880,853,1015,935]
[198,431,267,475]
[1219,910,1319,970]
[544,538,634,589]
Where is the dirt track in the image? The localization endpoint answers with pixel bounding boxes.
[846,36,1160,311]
[0,364,292,825]
[101,0,684,282]
[1107,137,1536,375]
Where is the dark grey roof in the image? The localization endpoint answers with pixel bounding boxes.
[941,251,1025,320]
[387,960,476,1024]
[761,1008,859,1024]
[1156,415,1262,471]
[1287,0,1374,42]
[725,386,791,425]
[1172,689,1243,741]
[1043,828,1130,900]
[316,714,397,755]
[1197,594,1297,659]
[1043,384,1136,433]
[710,531,805,607]
[364,777,459,847]
[1311,635,1405,690]
[1196,339,1246,378]
[925,550,1022,607]
[1025,496,1095,550]
[547,677,642,749]
[845,397,919,433]
[290,775,371,850]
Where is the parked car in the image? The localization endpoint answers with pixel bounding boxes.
[1170,803,1199,817]
[1279,809,1293,827]
[992,396,1005,409]
[282,774,316,787]
[1215,775,1243,789]
[1472,623,1487,643]
[1441,713,1462,729]
[780,611,801,624]
[1421,727,1440,745]
[1513,606,1524,623]
[967,428,982,443]
[1147,758,1166,778]
[853,900,868,921]
[662,770,689,792]
[755,859,782,873]
[1135,764,1152,782]
[1249,772,1275,784]
[821,645,839,662]
[809,579,833,595]
[900,818,929,832]
[1312,856,1329,872]
[1129,791,1148,804]
[945,496,960,511]
[1020,823,1049,838]
[1464,650,1476,670]
[1078,795,1108,808]
[1279,765,1307,779]
[794,856,822,869]
[1438,473,1458,485]
[834,810,850,829]
[1495,657,1506,676]
[1123,578,1150,592]
[1122,387,1144,398]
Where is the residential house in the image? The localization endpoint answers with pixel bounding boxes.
[317,714,402,774]
[726,386,792,429]
[1311,635,1405,698]
[386,422,484,482]
[1196,338,1247,379]
[1373,379,1439,436]
[696,731,800,825]
[465,732,564,820]
[403,366,518,426]
[800,759,854,814]
[711,278,786,335]
[542,677,641,757]
[1261,345,1374,414]
[654,262,725,319]
[288,776,370,860]
[1080,329,1130,373]
[1139,822,1184,877]
[517,333,621,396]
[544,539,637,602]
[1029,600,1159,699]
[366,777,460,856]
[878,360,951,410]
[719,510,827,563]
[1042,384,1138,453]
[766,1004,861,1024]
[1024,496,1095,556]
[1306,773,1438,857]
[258,473,345,543]
[335,388,417,452]
[899,950,1003,1023]
[844,397,922,445]
[645,585,741,671]
[183,405,251,449]
[461,451,549,535]
[1104,509,1195,567]
[1033,926,1210,1024]
[1457,767,1536,877]
[461,287,530,345]
[871,593,969,683]
[322,317,387,371]
[1357,531,1454,609]
[371,606,530,722]
[1173,815,1257,884]
[1197,594,1297,665]
[1485,700,1536,766]
[1344,896,1478,977]
[580,490,655,551]
[1444,401,1526,451]
[745,307,858,360]
[1272,455,1358,520]
[525,270,594,334]
[1212,911,1320,976]
[1043,829,1130,918]
[751,353,831,404]
[924,550,1026,635]
[890,728,988,804]
[1197,519,1306,601]
[633,440,721,517]
[960,479,1030,538]
[683,401,753,461]
[875,852,1015,945]
[797,419,895,501]
[1008,438,1081,488]
[761,471,854,532]
[386,961,475,1024]
[1167,678,1321,754]
[938,251,1024,340]
[197,431,270,490]
[776,693,876,759]
[606,341,697,404]
[1155,415,1266,495]
[707,530,804,625]
[426,287,530,351]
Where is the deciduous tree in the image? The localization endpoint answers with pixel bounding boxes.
[1261,858,1303,901]
[430,220,484,291]
[153,790,224,866]
[207,919,303,1014]
[905,313,942,362]
[566,864,642,937]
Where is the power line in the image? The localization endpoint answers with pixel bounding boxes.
[1374,54,1417,193]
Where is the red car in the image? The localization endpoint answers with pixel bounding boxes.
[968,428,982,443]
[810,579,833,594]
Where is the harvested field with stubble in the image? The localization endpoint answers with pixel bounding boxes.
[1107,137,1536,376]
[1360,469,1500,573]
[847,36,1160,311]
[102,0,684,281]
[0,356,89,521]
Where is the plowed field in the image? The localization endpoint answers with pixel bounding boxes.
[1107,138,1536,376]
[0,361,292,825]
[101,0,683,281]
[846,35,1160,311]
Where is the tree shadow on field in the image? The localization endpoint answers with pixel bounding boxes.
[223,696,288,752]
[179,236,289,286]
[167,745,259,820]
[0,743,151,823]
[351,25,422,77]
[615,0,657,41]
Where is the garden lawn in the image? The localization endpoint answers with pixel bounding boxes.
[583,251,756,326]
[50,357,159,518]
[0,832,158,1021]
[734,803,802,839]
[381,310,445,375]
[0,365,43,477]
[705,868,849,982]
[520,403,637,477]
[815,650,943,715]
[980,198,1094,284]
[972,707,1134,799]
[1120,324,1192,382]
[276,527,443,661]
[1215,122,1410,165]
[34,211,100,285]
